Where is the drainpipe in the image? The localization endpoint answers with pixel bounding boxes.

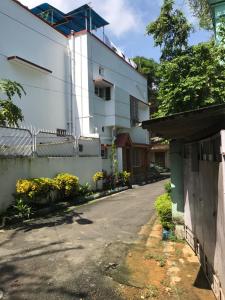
[70,30,75,136]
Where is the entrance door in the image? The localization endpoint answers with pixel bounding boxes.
[122,148,131,172]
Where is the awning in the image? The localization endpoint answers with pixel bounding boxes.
[7,56,52,74]
[94,77,113,88]
[115,133,132,147]
[31,4,109,35]
[142,104,225,142]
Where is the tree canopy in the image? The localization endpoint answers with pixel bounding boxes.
[0,80,26,127]
[146,0,225,117]
[146,0,192,61]
[133,56,159,100]
[186,0,212,29]
[156,41,225,117]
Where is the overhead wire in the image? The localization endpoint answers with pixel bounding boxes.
[0,8,147,88]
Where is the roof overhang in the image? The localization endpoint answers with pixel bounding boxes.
[94,77,113,88]
[142,104,225,142]
[7,56,52,74]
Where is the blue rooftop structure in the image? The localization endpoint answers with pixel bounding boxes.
[31,3,109,35]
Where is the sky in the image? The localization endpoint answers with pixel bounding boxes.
[19,0,213,61]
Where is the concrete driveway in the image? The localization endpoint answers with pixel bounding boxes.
[0,180,166,300]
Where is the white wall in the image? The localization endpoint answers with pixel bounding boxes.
[0,0,69,131]
[86,33,149,145]
[0,156,104,212]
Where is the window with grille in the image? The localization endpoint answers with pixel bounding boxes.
[199,136,221,162]
[130,95,139,126]
[95,86,111,101]
[101,145,108,159]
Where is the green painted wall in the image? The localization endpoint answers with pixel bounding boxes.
[208,0,225,41]
[170,140,184,224]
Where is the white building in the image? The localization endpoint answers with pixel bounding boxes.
[0,0,150,181]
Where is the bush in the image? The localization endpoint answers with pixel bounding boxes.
[118,171,131,186]
[54,173,79,200]
[103,173,115,190]
[164,181,172,194]
[154,193,173,230]
[78,183,92,196]
[92,171,104,182]
[13,198,32,219]
[16,177,58,204]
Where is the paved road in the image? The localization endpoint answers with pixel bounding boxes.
[0,180,166,300]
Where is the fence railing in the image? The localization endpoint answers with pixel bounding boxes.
[0,127,33,157]
[0,126,101,158]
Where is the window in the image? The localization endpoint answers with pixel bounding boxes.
[101,145,108,159]
[130,95,139,126]
[99,66,104,76]
[95,86,111,101]
[79,144,83,152]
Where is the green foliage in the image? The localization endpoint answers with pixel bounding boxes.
[187,0,212,29]
[132,56,159,102]
[0,79,26,127]
[144,253,167,267]
[146,0,192,61]
[155,40,225,116]
[92,171,104,182]
[164,181,172,194]
[110,142,119,178]
[54,173,79,199]
[78,183,92,196]
[118,171,131,185]
[16,178,58,202]
[13,199,32,219]
[154,193,173,229]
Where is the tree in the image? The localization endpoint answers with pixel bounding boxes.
[146,0,192,61]
[132,56,159,103]
[0,79,26,127]
[147,0,225,117]
[155,40,225,117]
[186,0,212,29]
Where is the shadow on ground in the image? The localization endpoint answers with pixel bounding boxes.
[5,209,93,232]
[194,267,212,290]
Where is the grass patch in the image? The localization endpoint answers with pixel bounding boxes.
[144,253,167,267]
[146,284,159,298]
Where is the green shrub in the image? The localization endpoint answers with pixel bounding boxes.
[118,171,131,185]
[13,198,32,219]
[92,171,104,182]
[78,183,92,196]
[154,193,173,229]
[164,181,172,194]
[16,177,58,203]
[54,173,79,199]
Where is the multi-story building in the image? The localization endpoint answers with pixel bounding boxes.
[0,0,150,181]
[208,0,225,40]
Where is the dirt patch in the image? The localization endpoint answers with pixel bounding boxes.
[115,220,215,300]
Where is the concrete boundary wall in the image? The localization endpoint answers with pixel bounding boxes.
[0,156,111,212]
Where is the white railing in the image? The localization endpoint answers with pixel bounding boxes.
[0,126,101,158]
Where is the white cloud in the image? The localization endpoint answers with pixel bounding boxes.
[18,0,143,37]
